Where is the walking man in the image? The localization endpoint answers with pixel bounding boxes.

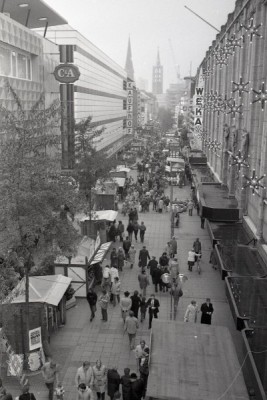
[99,289,109,322]
[146,294,160,329]
[124,311,139,350]
[41,360,59,400]
[139,221,146,243]
[120,291,132,322]
[170,283,183,319]
[117,221,125,242]
[188,200,194,216]
[75,361,94,388]
[138,269,149,297]
[139,246,150,269]
[134,340,149,372]
[86,288,97,322]
[200,298,214,325]
[184,300,199,323]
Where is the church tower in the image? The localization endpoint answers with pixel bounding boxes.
[152,48,163,94]
[125,37,134,81]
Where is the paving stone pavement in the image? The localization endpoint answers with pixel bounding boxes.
[3,175,242,399]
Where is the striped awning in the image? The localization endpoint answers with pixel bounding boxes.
[90,242,112,265]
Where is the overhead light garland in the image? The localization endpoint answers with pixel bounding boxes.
[232,77,249,97]
[242,169,266,195]
[240,17,263,43]
[251,82,267,110]
[230,150,249,171]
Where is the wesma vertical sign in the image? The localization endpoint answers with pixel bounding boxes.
[127,81,134,134]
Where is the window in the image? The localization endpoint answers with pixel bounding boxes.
[0,46,11,76]
[123,99,127,110]
[0,45,31,80]
[123,119,126,129]
[123,80,127,90]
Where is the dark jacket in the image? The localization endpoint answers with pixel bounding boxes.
[139,249,150,267]
[19,394,37,400]
[131,294,141,312]
[130,379,145,400]
[86,291,97,306]
[121,375,131,400]
[153,267,162,284]
[123,239,131,252]
[148,259,158,277]
[159,254,169,267]
[146,297,160,315]
[200,302,214,325]
[127,222,134,233]
[107,369,121,398]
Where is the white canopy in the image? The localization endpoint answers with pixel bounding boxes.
[10,275,72,306]
[76,210,118,222]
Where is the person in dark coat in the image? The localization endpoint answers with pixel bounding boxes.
[107,367,121,400]
[147,256,158,277]
[138,246,150,269]
[128,209,135,223]
[123,237,132,260]
[146,294,160,329]
[110,248,118,269]
[129,373,144,400]
[109,222,117,242]
[130,291,141,319]
[86,288,97,321]
[132,220,139,242]
[152,265,162,293]
[159,252,169,267]
[121,368,131,400]
[139,348,149,398]
[127,221,134,242]
[200,298,214,325]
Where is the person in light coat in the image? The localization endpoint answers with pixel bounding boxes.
[128,245,136,269]
[138,270,149,297]
[75,361,94,388]
[184,300,199,323]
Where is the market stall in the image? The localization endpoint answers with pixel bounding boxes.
[75,210,118,242]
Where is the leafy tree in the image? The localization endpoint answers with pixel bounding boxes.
[157,107,175,132]
[0,84,81,278]
[73,116,117,214]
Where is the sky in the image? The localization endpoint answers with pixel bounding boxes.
[44,0,236,91]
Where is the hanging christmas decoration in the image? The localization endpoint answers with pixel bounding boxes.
[215,55,228,68]
[230,150,249,171]
[240,17,263,43]
[251,82,267,110]
[202,65,213,79]
[226,99,243,118]
[232,77,249,97]
[213,140,221,153]
[242,169,266,195]
[226,34,242,52]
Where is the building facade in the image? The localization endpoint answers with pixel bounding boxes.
[197,0,267,241]
[0,3,63,142]
[42,25,129,168]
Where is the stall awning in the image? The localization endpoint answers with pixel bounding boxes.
[113,177,125,187]
[55,236,95,265]
[76,210,118,222]
[9,275,72,306]
[90,242,112,265]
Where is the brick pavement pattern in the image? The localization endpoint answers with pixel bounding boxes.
[3,173,241,400]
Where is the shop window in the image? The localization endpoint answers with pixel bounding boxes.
[123,99,127,110]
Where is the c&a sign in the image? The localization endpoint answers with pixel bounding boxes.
[54,63,80,84]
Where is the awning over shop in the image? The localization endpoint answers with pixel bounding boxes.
[199,183,240,222]
[76,210,118,222]
[55,236,95,265]
[90,242,112,265]
[112,177,125,187]
[10,275,72,306]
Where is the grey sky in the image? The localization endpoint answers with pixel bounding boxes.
[44,0,236,91]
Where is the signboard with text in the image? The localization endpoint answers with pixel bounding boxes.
[54,63,80,84]
[29,327,42,351]
[127,81,134,134]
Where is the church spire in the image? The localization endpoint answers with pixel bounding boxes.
[125,36,134,81]
[156,47,161,66]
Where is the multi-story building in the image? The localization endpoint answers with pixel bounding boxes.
[39,25,129,168]
[0,1,65,138]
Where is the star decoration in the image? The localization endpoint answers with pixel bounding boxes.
[202,65,213,79]
[215,55,228,68]
[240,18,262,43]
[232,77,249,97]
[226,99,243,118]
[242,169,266,195]
[252,82,267,110]
[230,150,249,171]
[227,34,242,52]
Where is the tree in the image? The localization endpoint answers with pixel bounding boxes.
[157,107,175,132]
[0,83,81,292]
[73,116,117,214]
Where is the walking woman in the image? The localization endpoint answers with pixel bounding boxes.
[117,248,125,272]
[128,245,136,269]
[93,360,107,400]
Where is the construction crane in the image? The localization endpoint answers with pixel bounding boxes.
[168,38,180,83]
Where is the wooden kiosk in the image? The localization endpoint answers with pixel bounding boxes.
[146,320,249,400]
